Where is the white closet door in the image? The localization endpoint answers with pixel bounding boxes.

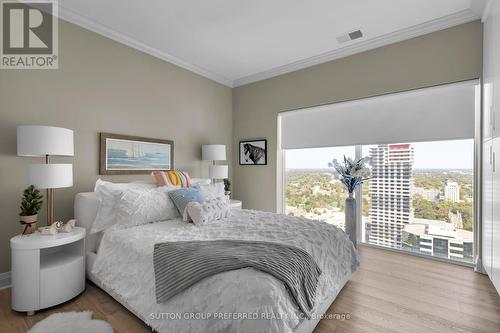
[493,5,500,138]
[493,137,500,293]
[483,140,493,277]
[483,82,494,141]
[484,10,494,141]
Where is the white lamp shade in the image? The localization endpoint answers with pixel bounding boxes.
[202,144,226,161]
[209,165,228,179]
[28,164,73,189]
[17,125,74,156]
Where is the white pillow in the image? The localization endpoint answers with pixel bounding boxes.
[185,196,230,225]
[90,179,155,234]
[190,178,211,186]
[194,182,225,200]
[114,186,179,228]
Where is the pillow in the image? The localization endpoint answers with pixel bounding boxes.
[194,182,225,200]
[114,186,179,228]
[168,188,206,219]
[185,196,231,225]
[191,178,211,186]
[152,171,191,188]
[91,179,155,234]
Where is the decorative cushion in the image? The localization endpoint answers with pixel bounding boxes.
[190,178,211,186]
[152,171,191,188]
[168,188,206,219]
[91,179,155,234]
[185,196,231,225]
[194,182,225,200]
[114,187,179,229]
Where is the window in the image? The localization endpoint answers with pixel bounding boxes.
[362,139,474,263]
[433,238,449,258]
[279,81,478,266]
[283,139,474,264]
[285,146,355,231]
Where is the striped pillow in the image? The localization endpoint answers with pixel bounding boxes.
[152,171,192,188]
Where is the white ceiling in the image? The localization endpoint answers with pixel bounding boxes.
[58,0,488,87]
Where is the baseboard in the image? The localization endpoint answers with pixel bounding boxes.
[0,271,11,290]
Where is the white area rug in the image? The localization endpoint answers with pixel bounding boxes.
[27,311,113,333]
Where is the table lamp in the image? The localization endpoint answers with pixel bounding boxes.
[17,126,74,225]
[209,165,228,180]
[202,145,227,182]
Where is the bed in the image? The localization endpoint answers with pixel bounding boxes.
[75,191,359,333]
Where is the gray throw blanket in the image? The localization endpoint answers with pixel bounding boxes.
[153,240,322,318]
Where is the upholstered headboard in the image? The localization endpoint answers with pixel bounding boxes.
[74,192,99,253]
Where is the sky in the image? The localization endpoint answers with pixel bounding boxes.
[285,139,474,170]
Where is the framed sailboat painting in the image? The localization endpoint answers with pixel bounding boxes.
[99,133,174,175]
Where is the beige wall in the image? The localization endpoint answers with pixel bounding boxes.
[0,20,232,273]
[232,21,483,212]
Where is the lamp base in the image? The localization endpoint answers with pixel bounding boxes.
[47,188,54,226]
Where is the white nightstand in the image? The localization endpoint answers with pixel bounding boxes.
[230,199,242,209]
[10,227,86,315]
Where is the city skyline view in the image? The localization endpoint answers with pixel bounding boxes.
[285,138,474,263]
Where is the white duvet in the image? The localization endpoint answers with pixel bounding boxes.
[91,209,359,333]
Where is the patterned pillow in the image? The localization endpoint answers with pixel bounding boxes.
[114,186,179,229]
[152,171,192,188]
[91,179,156,234]
[168,188,206,219]
[185,196,231,225]
[194,182,225,200]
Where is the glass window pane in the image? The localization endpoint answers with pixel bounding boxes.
[362,139,474,263]
[285,146,355,230]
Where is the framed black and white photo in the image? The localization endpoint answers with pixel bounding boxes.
[239,139,267,165]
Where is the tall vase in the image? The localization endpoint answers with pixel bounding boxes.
[345,196,357,248]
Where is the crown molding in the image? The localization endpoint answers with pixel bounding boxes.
[233,9,480,87]
[54,5,479,89]
[56,5,234,87]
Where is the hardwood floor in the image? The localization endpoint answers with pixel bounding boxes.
[1,245,499,333]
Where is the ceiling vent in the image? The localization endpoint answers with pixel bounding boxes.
[336,30,363,44]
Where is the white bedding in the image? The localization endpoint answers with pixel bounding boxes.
[91,209,359,333]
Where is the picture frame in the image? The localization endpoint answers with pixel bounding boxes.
[239,139,267,165]
[99,133,174,175]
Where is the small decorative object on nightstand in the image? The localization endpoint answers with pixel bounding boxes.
[10,227,86,316]
[60,219,76,233]
[230,199,242,210]
[18,185,43,235]
[223,178,231,196]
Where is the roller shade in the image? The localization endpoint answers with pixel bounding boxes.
[280,80,478,149]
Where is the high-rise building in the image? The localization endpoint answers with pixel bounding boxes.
[445,181,460,203]
[368,144,414,248]
[402,218,473,261]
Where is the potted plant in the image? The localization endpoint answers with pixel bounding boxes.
[224,178,231,196]
[329,156,370,247]
[19,185,43,235]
